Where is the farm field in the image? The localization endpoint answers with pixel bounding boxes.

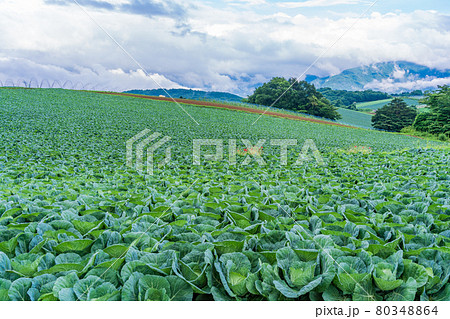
[357,98,420,111]
[100,91,358,129]
[0,88,449,301]
[335,108,373,129]
[110,91,373,129]
[112,90,384,130]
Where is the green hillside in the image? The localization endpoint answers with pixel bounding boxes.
[403,97,421,106]
[336,108,373,129]
[357,98,420,111]
[0,88,433,154]
[0,88,448,302]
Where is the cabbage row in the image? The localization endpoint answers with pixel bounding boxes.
[1,148,449,301]
[0,88,448,301]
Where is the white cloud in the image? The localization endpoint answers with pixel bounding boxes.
[278,0,363,9]
[0,57,181,91]
[1,1,450,95]
[225,0,267,5]
[364,76,450,93]
[392,65,406,79]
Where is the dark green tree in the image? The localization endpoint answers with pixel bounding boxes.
[413,86,450,137]
[246,77,291,108]
[413,113,437,132]
[334,99,345,108]
[348,102,357,111]
[372,98,417,132]
[246,77,341,120]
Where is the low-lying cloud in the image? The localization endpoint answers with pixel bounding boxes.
[365,77,450,93]
[0,57,181,91]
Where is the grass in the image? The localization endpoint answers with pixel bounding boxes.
[356,97,421,111]
[336,108,373,129]
[400,126,450,143]
[356,99,392,110]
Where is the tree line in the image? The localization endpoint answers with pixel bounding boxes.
[372,86,449,140]
[413,86,450,139]
[318,88,391,108]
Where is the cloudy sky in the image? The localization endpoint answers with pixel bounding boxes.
[1,0,449,95]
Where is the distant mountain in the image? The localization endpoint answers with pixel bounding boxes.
[124,88,244,103]
[307,61,450,93]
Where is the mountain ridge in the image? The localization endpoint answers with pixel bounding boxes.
[306,61,450,92]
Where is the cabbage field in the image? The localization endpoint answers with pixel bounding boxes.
[0,88,449,301]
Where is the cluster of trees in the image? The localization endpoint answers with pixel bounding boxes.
[372,98,417,132]
[372,86,449,139]
[413,86,450,139]
[318,88,391,108]
[245,77,341,120]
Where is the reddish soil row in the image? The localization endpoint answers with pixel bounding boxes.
[94,91,358,129]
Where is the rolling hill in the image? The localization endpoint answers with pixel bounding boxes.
[357,97,421,111]
[336,108,373,129]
